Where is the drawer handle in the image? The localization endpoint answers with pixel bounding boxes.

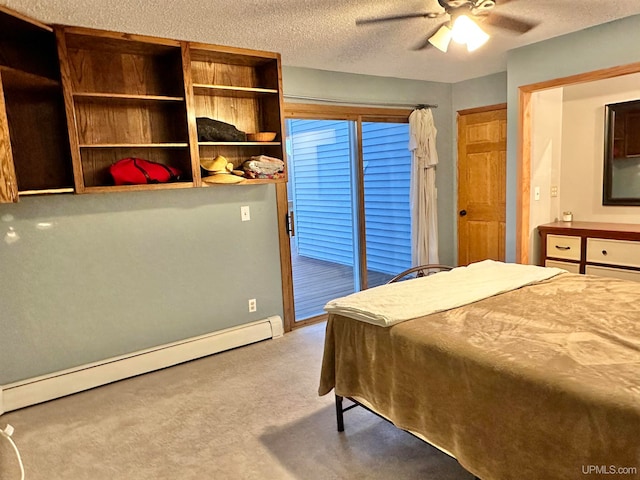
[601,250,608,256]
[554,245,571,250]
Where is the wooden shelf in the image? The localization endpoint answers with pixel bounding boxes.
[192,84,278,97]
[48,24,286,195]
[198,141,280,146]
[189,45,279,66]
[63,26,181,55]
[18,187,74,196]
[0,5,52,32]
[73,92,185,102]
[84,182,194,194]
[0,13,285,201]
[0,65,60,90]
[0,7,73,203]
[187,41,285,188]
[57,26,199,192]
[202,177,286,186]
[244,177,286,185]
[79,143,189,148]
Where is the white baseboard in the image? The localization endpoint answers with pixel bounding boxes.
[0,316,283,414]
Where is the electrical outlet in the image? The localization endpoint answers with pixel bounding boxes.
[241,205,251,222]
[550,185,558,197]
[248,298,257,312]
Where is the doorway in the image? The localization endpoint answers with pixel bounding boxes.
[457,104,507,265]
[282,104,412,325]
[517,62,640,264]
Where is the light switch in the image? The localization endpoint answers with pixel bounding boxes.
[241,205,251,221]
[534,186,540,201]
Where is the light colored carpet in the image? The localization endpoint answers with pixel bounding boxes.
[0,322,474,480]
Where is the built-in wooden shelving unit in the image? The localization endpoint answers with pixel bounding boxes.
[0,6,287,202]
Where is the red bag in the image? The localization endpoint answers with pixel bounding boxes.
[110,158,182,185]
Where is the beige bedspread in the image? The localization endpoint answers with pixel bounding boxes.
[319,273,640,480]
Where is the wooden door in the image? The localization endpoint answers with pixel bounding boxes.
[457,105,506,265]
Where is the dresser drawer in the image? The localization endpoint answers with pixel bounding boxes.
[585,265,640,282]
[586,238,640,268]
[546,234,581,261]
[545,259,580,273]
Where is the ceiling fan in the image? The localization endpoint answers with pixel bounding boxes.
[355,0,538,53]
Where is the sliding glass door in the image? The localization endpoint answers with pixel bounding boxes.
[285,112,411,322]
[362,121,412,288]
[286,119,359,320]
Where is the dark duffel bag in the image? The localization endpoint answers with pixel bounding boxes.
[197,117,247,142]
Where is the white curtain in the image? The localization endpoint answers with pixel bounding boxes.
[409,108,439,266]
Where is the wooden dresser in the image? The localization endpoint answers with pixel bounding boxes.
[538,221,640,282]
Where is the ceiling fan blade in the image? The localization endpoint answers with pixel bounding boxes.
[356,12,442,26]
[412,24,445,51]
[412,35,434,51]
[482,12,538,33]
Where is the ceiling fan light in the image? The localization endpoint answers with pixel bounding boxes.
[451,15,475,44]
[451,14,490,51]
[428,25,452,53]
[466,27,490,51]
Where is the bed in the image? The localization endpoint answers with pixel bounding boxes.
[319,260,640,480]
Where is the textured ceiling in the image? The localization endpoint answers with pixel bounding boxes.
[3,0,640,83]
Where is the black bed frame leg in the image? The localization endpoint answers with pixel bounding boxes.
[335,394,344,432]
[335,392,481,480]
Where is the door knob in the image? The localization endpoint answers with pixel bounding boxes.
[459,210,467,217]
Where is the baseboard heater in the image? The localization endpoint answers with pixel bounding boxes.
[0,316,283,414]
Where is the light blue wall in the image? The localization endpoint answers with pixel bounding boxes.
[0,186,282,384]
[283,66,455,266]
[0,66,455,385]
[505,15,640,261]
[453,71,507,113]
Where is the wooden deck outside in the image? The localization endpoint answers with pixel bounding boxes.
[291,241,393,321]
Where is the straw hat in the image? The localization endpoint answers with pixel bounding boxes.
[201,155,232,173]
[202,174,244,184]
[201,155,245,184]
